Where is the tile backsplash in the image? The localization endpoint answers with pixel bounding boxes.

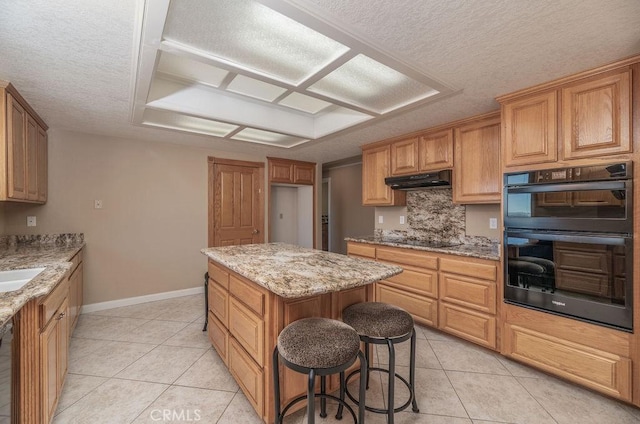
[374,189,499,245]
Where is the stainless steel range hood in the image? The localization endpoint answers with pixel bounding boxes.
[384,169,452,190]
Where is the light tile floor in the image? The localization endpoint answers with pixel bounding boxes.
[55,294,640,423]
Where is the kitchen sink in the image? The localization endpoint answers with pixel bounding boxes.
[0,267,46,293]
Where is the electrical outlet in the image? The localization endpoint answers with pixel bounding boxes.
[489,217,498,229]
[94,200,103,209]
[378,215,384,224]
[26,216,36,227]
[400,216,405,224]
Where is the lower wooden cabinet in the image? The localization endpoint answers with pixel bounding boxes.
[376,283,437,327]
[41,297,68,423]
[439,302,496,349]
[229,337,264,414]
[68,251,84,333]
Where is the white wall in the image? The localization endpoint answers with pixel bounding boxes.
[297,185,313,248]
[2,129,268,304]
[270,186,298,245]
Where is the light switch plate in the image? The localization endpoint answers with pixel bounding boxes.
[400,216,405,224]
[26,216,36,227]
[378,215,383,224]
[489,217,498,229]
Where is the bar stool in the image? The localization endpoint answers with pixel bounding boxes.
[342,302,419,424]
[273,317,367,424]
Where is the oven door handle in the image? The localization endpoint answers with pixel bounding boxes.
[506,180,627,193]
[506,230,629,245]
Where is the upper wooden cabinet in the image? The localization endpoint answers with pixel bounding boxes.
[453,114,501,204]
[267,157,315,185]
[502,90,557,167]
[362,144,406,206]
[419,129,454,172]
[499,60,635,168]
[390,130,454,176]
[1,81,48,203]
[561,69,631,159]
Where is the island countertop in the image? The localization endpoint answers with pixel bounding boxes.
[201,243,403,298]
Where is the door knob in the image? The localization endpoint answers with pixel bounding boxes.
[252,229,260,234]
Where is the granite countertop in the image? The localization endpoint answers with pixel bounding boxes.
[0,241,85,330]
[201,243,403,298]
[345,236,500,261]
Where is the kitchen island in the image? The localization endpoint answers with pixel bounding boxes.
[201,243,402,423]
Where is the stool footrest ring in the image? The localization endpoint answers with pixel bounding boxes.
[344,367,419,414]
[278,392,357,423]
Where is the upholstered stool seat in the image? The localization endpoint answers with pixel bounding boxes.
[273,317,367,424]
[342,302,420,424]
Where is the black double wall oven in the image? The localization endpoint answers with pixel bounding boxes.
[504,162,633,331]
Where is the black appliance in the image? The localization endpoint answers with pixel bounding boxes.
[385,169,451,190]
[503,162,633,331]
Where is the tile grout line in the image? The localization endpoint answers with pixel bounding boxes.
[511,375,560,424]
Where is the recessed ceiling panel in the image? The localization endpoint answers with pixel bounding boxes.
[308,54,439,113]
[227,75,288,102]
[142,109,238,137]
[231,128,307,147]
[278,92,332,114]
[164,0,350,85]
[157,51,228,87]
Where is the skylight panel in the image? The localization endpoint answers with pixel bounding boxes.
[164,0,350,85]
[307,54,440,113]
[231,128,307,147]
[278,92,332,114]
[156,51,228,87]
[226,75,288,102]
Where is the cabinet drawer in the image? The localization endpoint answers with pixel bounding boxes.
[208,311,228,365]
[382,266,437,298]
[208,261,229,290]
[440,273,496,314]
[69,250,82,275]
[40,278,70,328]
[376,283,437,327]
[439,303,496,349]
[376,247,438,269]
[230,275,265,317]
[210,281,229,326]
[440,257,496,281]
[229,297,264,366]
[347,243,376,259]
[229,338,264,416]
[504,324,631,401]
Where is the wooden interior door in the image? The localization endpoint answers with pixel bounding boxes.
[209,158,265,247]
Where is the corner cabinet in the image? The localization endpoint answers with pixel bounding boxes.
[361,144,406,206]
[453,113,501,204]
[499,63,634,167]
[1,81,48,203]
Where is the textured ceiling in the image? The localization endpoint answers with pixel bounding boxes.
[1,0,639,163]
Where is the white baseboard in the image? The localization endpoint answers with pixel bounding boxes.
[81,286,204,314]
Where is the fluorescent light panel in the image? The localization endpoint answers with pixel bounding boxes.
[278,92,332,114]
[231,127,306,147]
[157,51,228,88]
[226,74,288,102]
[142,109,238,137]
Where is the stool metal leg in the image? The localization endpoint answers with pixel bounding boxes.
[320,376,327,418]
[273,347,282,424]
[364,341,370,390]
[335,371,345,420]
[308,369,316,424]
[357,351,367,424]
[410,329,419,413]
[387,338,395,424]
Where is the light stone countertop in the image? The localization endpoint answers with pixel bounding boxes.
[0,242,85,330]
[345,236,500,261]
[201,243,403,298]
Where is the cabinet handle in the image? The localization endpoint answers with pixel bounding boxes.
[56,312,65,320]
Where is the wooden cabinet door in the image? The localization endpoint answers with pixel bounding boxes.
[269,161,293,183]
[37,125,47,202]
[418,129,454,171]
[390,137,419,175]
[503,90,557,167]
[561,69,631,159]
[293,163,314,185]
[6,93,27,200]
[453,115,501,203]
[25,115,38,200]
[41,315,59,424]
[362,145,405,206]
